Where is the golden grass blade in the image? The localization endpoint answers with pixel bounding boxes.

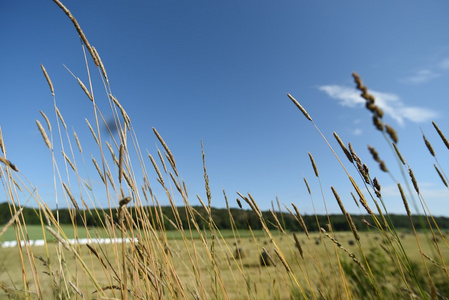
[46,226,71,251]
[0,208,23,238]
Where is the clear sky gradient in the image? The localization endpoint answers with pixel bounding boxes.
[2,1,449,216]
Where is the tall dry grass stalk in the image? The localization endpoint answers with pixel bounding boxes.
[0,127,4,154]
[40,65,54,96]
[0,156,19,172]
[432,121,449,150]
[287,93,312,121]
[36,120,52,149]
[51,0,99,66]
[2,2,449,299]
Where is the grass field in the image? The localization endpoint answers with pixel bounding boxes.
[0,230,447,299]
[1,1,449,298]
[0,225,267,242]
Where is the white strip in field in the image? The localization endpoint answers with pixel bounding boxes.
[1,237,138,248]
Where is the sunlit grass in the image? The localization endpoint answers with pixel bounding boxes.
[0,1,449,299]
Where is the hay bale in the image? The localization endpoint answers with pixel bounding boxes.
[234,247,245,259]
[260,250,271,266]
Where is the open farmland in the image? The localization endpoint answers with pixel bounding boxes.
[1,1,449,299]
[1,230,447,299]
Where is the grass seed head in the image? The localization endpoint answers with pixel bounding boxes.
[52,0,100,66]
[432,121,449,150]
[36,120,51,149]
[287,93,312,121]
[422,134,436,157]
[293,233,304,259]
[0,127,4,154]
[153,128,177,174]
[92,46,108,84]
[77,78,93,102]
[373,116,383,131]
[331,186,346,215]
[408,168,420,195]
[434,164,448,187]
[385,124,398,143]
[39,110,52,132]
[398,183,411,217]
[40,64,54,95]
[73,131,82,153]
[55,106,67,130]
[333,132,353,163]
[308,152,319,177]
[393,143,405,165]
[346,212,360,241]
[303,177,311,195]
[62,182,79,211]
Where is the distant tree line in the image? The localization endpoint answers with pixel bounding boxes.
[1,202,449,232]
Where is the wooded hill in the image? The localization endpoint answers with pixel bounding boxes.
[1,202,449,232]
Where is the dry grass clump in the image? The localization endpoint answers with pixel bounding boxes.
[1,2,449,299]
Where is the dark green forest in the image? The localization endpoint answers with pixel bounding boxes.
[1,202,449,232]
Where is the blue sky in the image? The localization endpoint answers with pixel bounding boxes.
[2,1,449,216]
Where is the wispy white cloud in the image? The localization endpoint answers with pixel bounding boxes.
[401,58,449,84]
[350,120,362,135]
[383,183,449,199]
[318,85,439,125]
[439,58,449,70]
[351,128,363,136]
[401,69,440,84]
